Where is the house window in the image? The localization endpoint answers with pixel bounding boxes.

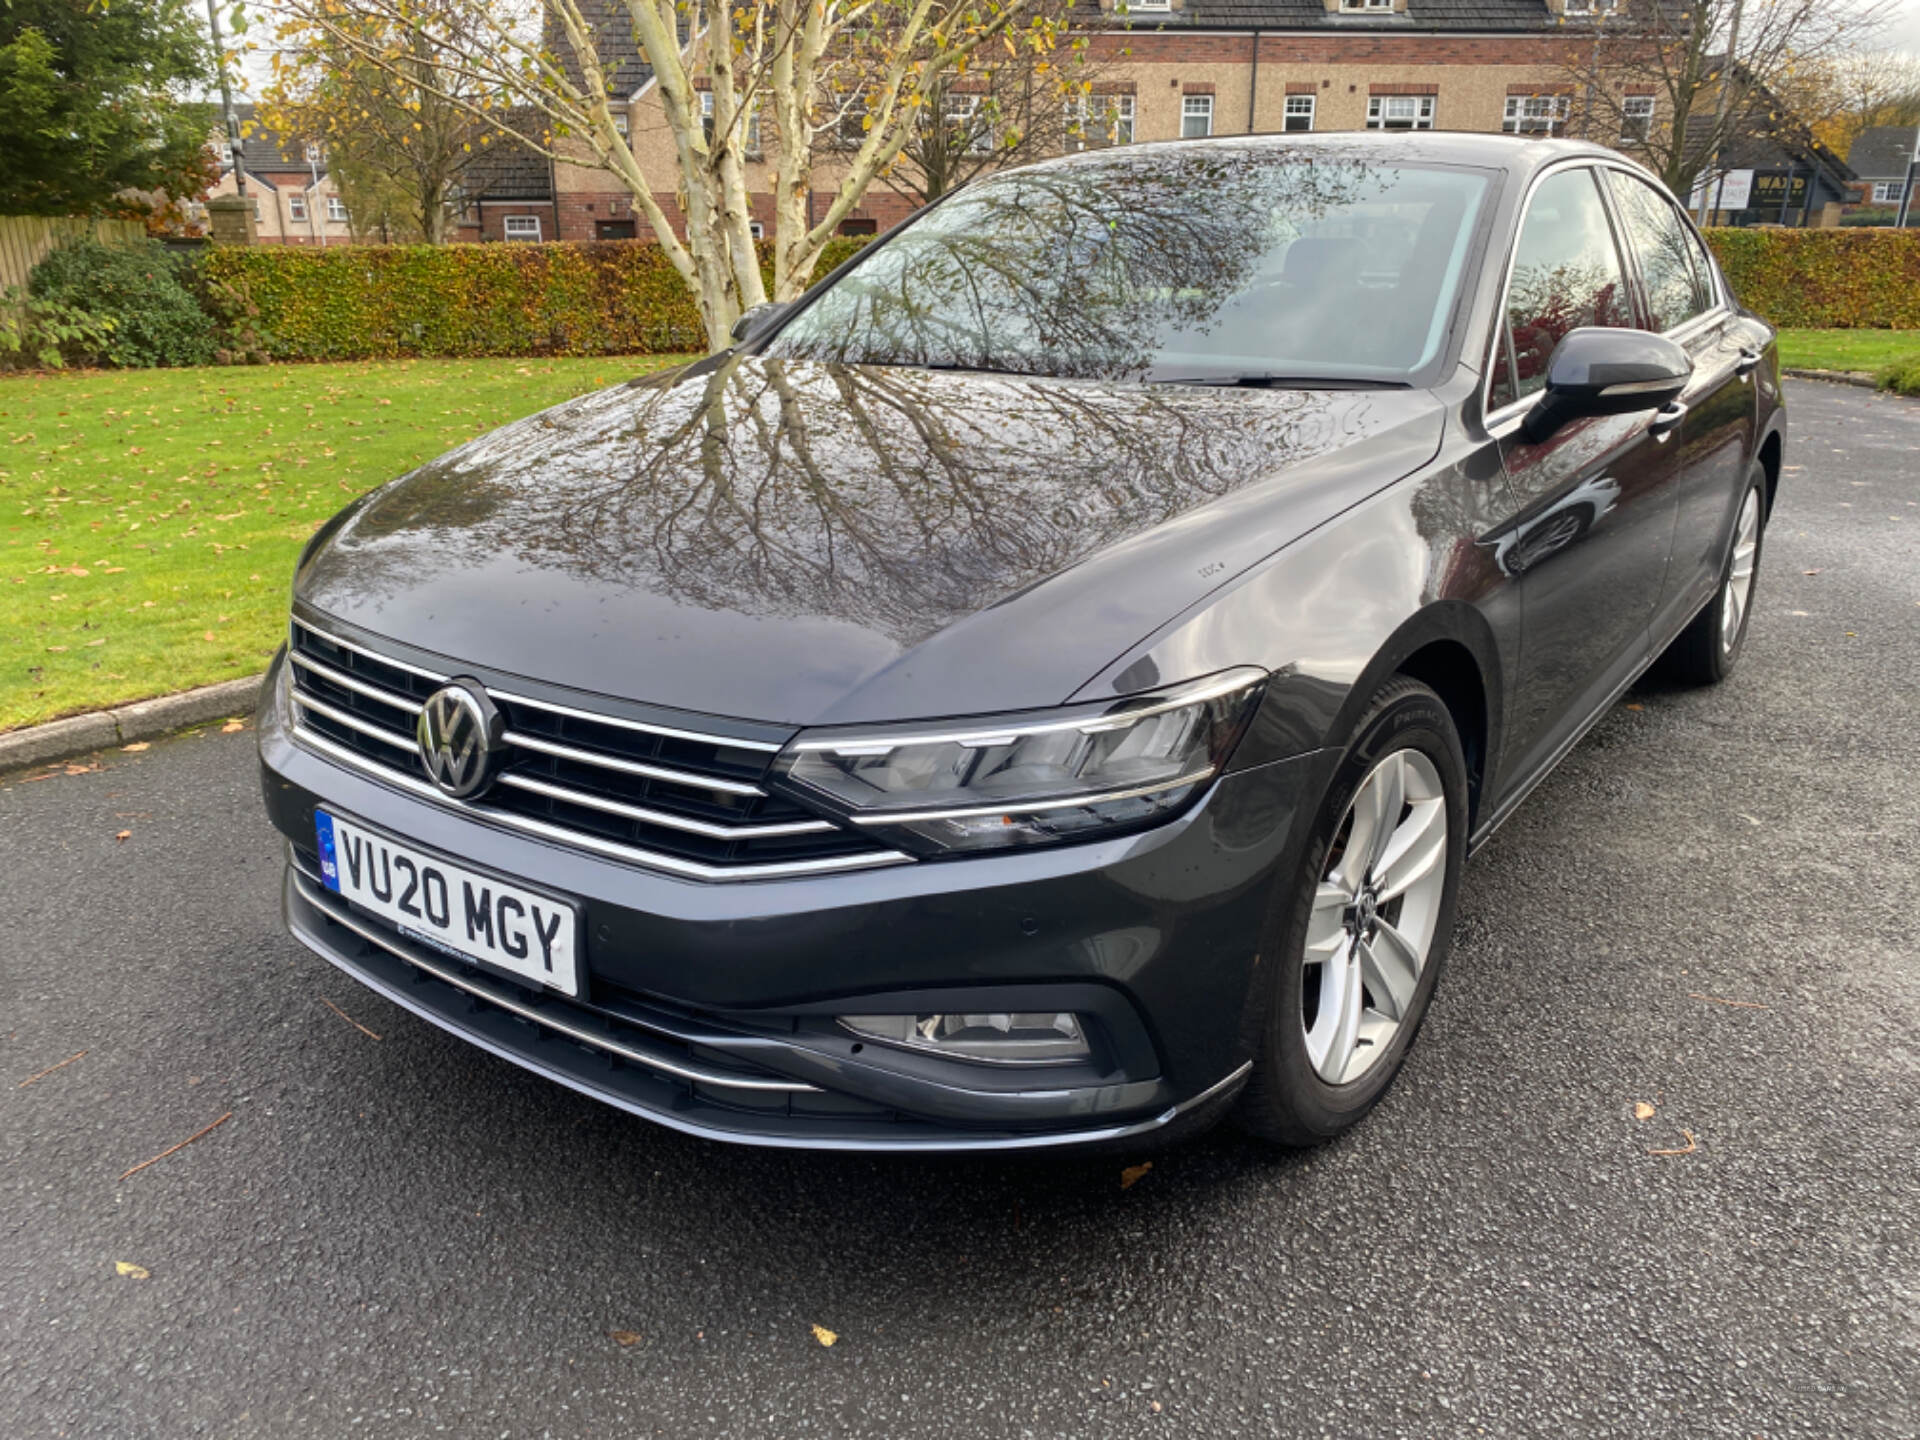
[1872,180,1905,203]
[613,111,629,139]
[1367,95,1435,130]
[1124,0,1171,10]
[944,93,994,155]
[304,142,323,165]
[1064,94,1134,151]
[288,194,308,222]
[748,220,764,239]
[503,214,542,241]
[1621,96,1656,142]
[1562,0,1617,13]
[218,140,234,167]
[1503,95,1569,136]
[1341,0,1394,10]
[700,92,761,155]
[326,196,349,224]
[1284,95,1315,132]
[1181,95,1214,139]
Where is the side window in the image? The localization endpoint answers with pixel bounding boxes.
[1606,170,1710,333]
[1681,223,1718,313]
[1489,168,1633,411]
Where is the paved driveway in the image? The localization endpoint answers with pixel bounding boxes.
[3,381,1915,1439]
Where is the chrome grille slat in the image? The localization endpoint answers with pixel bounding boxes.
[495,772,833,839]
[501,729,766,797]
[286,618,907,881]
[293,690,419,751]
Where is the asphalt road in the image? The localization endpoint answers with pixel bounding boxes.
[3,380,1915,1440]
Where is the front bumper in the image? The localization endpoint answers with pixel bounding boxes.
[259,650,1332,1150]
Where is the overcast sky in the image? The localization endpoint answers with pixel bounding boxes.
[1889,0,1920,53]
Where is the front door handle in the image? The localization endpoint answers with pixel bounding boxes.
[1648,401,1688,441]
[1735,347,1762,379]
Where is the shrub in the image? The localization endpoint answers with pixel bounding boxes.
[1878,354,1920,397]
[198,238,872,362]
[0,285,117,370]
[27,238,218,367]
[1705,228,1920,329]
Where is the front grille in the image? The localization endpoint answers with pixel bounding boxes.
[286,617,908,881]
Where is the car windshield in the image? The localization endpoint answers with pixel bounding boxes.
[764,146,1491,385]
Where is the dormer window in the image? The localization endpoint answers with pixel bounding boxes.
[1341,0,1395,10]
[1562,0,1617,13]
[1123,0,1172,11]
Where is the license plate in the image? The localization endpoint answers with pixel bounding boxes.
[315,811,579,996]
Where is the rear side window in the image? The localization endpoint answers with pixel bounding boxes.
[1606,170,1712,332]
[1489,167,1633,411]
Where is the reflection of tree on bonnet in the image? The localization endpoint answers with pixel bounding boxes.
[762,147,1485,384]
[339,354,1390,646]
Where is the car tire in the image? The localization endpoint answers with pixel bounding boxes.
[1236,676,1468,1147]
[1654,463,1767,686]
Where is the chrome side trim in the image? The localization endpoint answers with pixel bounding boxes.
[290,721,915,881]
[290,650,424,715]
[501,729,766,798]
[495,771,835,840]
[293,691,418,752]
[291,872,819,1094]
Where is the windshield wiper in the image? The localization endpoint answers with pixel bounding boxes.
[1150,374,1411,390]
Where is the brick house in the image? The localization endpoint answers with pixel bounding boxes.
[204,106,357,245]
[553,0,1684,243]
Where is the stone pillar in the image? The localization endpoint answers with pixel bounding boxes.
[206,195,257,245]
[1818,203,1843,228]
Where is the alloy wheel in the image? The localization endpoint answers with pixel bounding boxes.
[1721,488,1761,655]
[1302,749,1448,1086]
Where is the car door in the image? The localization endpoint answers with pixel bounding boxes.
[1602,168,1757,642]
[1483,164,1683,797]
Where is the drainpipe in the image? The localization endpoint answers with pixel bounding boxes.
[1246,31,1261,134]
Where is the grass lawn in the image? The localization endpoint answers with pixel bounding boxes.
[1776,329,1920,373]
[1,355,689,731]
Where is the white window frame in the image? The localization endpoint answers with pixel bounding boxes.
[1064,93,1135,151]
[943,92,994,156]
[303,142,323,164]
[1562,0,1616,13]
[1502,95,1570,136]
[1283,95,1316,132]
[613,111,630,139]
[1620,95,1655,142]
[326,195,349,224]
[1871,180,1905,204]
[1341,0,1394,9]
[1122,0,1171,11]
[748,220,765,239]
[1181,95,1214,139]
[503,214,542,241]
[1367,95,1435,131]
[287,193,308,222]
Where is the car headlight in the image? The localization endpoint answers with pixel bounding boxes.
[773,667,1268,855]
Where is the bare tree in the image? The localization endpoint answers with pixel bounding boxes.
[1556,0,1891,199]
[265,0,1072,350]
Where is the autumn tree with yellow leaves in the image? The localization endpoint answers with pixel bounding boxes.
[263,0,1077,349]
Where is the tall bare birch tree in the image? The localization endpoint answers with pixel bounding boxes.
[264,0,1071,349]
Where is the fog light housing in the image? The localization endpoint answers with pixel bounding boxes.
[839,1011,1090,1066]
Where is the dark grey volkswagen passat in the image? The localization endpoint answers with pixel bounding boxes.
[259,133,1783,1150]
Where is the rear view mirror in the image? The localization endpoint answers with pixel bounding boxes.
[729,301,791,345]
[1520,328,1691,444]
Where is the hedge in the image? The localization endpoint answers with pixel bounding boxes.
[1705,228,1920,330]
[198,238,871,361]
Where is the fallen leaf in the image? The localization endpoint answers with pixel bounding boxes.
[1633,1102,1656,1121]
[115,1262,150,1280]
[1801,568,1822,576]
[1120,1161,1153,1190]
[122,742,149,753]
[221,719,246,734]
[202,630,216,643]
[811,1324,838,1347]
[115,829,131,842]
[608,1329,641,1347]
[1624,702,1644,711]
[1648,1129,1698,1157]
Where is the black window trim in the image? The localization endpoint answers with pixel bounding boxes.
[1600,165,1726,342]
[1482,155,1727,432]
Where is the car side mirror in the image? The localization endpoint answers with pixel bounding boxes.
[1519,328,1692,445]
[729,301,791,345]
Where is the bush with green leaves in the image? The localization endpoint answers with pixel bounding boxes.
[1878,354,1920,398]
[27,238,217,367]
[0,286,117,370]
